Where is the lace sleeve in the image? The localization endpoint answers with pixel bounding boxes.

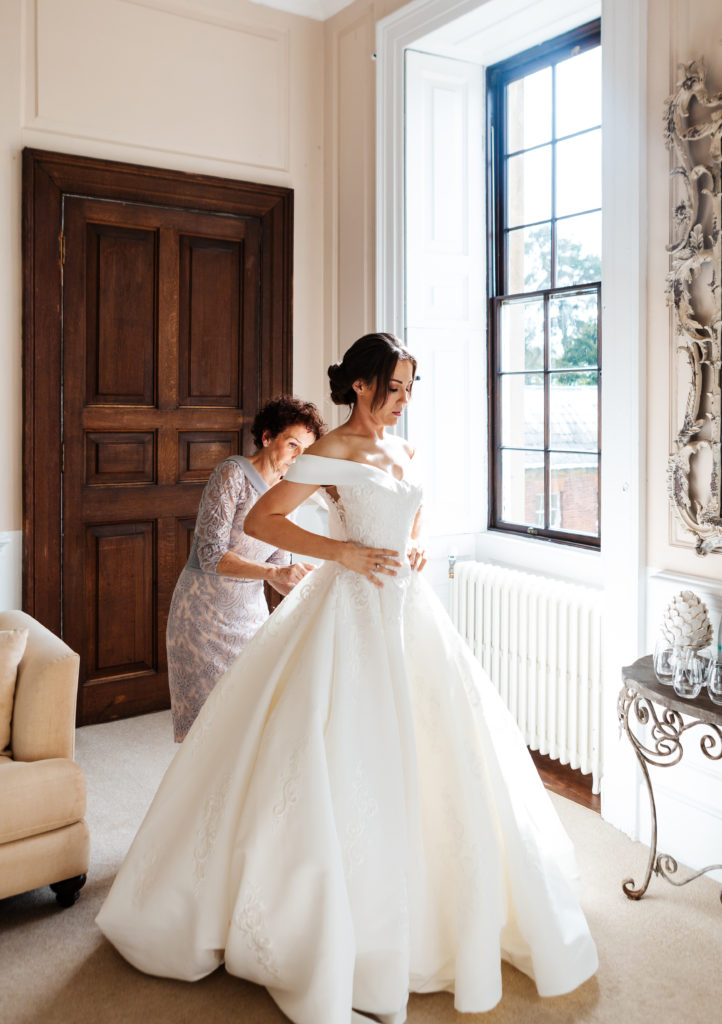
[266,547,291,568]
[195,461,250,573]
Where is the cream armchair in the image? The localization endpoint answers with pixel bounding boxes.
[0,611,89,907]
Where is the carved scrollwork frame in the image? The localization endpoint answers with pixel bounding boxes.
[665,59,722,555]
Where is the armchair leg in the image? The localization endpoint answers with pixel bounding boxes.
[50,874,87,908]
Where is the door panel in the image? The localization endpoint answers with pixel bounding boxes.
[85,223,157,405]
[86,522,155,677]
[85,432,156,486]
[179,235,242,406]
[177,431,240,482]
[23,151,292,695]
[63,196,262,723]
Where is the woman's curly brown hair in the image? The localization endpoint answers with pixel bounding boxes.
[251,396,325,449]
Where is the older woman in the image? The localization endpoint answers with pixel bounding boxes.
[166,395,324,740]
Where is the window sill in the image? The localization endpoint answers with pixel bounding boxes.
[475,526,602,587]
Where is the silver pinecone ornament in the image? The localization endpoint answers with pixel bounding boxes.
[660,590,713,649]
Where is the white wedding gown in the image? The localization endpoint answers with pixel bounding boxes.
[96,454,598,1022]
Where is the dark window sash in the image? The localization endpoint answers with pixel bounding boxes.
[487,19,602,548]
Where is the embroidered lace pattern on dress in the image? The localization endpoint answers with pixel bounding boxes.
[342,761,379,879]
[192,773,231,894]
[233,883,281,979]
[272,743,306,827]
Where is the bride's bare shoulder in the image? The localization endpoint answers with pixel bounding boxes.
[306,430,354,460]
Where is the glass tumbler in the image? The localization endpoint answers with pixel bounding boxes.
[706,659,722,705]
[672,647,706,699]
[653,639,675,684]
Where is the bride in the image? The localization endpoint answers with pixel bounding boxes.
[96,332,598,1023]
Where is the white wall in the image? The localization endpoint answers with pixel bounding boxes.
[0,0,325,607]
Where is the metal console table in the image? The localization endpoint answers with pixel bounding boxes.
[619,655,722,902]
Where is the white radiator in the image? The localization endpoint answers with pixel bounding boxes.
[450,560,603,794]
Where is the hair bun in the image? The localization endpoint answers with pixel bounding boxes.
[327,333,417,409]
[327,362,355,406]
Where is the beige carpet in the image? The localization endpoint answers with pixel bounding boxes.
[1,710,719,1024]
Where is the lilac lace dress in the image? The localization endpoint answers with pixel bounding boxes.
[166,456,289,741]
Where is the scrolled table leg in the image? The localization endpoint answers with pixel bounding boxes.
[620,658,722,905]
[619,687,658,900]
[654,853,722,902]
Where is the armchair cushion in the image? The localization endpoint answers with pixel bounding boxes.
[0,611,89,905]
[0,611,80,762]
[0,628,28,753]
[0,758,86,844]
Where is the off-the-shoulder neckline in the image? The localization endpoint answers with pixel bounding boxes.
[297,452,409,484]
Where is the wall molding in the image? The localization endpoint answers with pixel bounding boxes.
[120,0,293,36]
[23,0,291,174]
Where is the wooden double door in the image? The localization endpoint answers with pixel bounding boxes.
[23,151,293,725]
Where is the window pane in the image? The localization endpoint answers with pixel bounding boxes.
[487,23,601,547]
[556,211,601,286]
[549,376,598,451]
[556,47,601,138]
[507,146,552,228]
[533,490,562,530]
[507,67,552,152]
[549,452,599,536]
[507,223,551,293]
[555,130,601,217]
[501,449,545,526]
[500,297,544,371]
[501,373,544,448]
[549,291,598,369]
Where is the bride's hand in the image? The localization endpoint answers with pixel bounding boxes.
[407,544,427,572]
[338,542,401,587]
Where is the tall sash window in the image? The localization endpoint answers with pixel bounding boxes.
[487,21,602,547]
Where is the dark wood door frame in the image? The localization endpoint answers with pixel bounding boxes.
[22,148,293,638]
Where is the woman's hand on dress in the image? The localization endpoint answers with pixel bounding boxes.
[337,542,401,587]
[271,562,315,596]
[407,543,427,572]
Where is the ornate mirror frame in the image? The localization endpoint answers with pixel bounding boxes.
[665,59,722,555]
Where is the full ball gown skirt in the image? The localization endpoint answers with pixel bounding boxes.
[96,455,598,1023]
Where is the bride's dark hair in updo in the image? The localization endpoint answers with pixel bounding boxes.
[327,333,417,410]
